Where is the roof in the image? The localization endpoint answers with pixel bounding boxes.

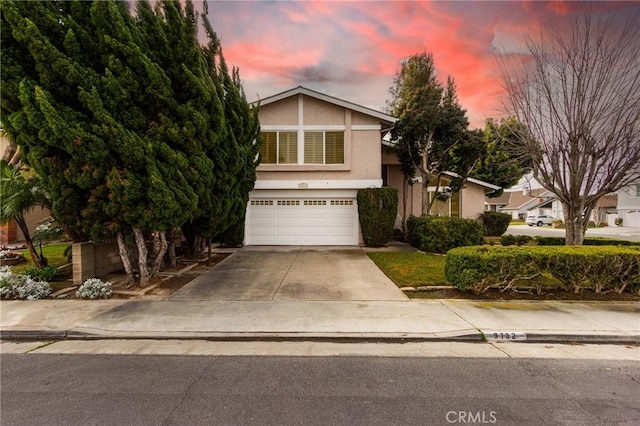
[442,171,501,191]
[500,189,552,211]
[252,86,396,125]
[485,192,511,206]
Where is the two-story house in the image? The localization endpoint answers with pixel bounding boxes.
[246,86,500,246]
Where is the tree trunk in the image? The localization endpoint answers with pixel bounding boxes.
[133,227,150,287]
[14,216,43,268]
[166,229,177,267]
[421,171,429,216]
[563,203,586,245]
[148,231,167,277]
[116,231,137,284]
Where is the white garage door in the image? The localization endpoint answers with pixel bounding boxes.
[246,198,358,245]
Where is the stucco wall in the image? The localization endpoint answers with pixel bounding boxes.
[256,94,382,182]
[16,206,51,242]
[258,96,298,125]
[460,183,487,219]
[303,96,345,125]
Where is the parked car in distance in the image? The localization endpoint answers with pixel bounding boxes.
[526,215,553,227]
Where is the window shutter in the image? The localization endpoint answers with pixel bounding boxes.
[278,132,297,164]
[304,132,323,164]
[259,132,276,163]
[325,132,344,164]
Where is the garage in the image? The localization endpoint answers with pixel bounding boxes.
[245,193,359,245]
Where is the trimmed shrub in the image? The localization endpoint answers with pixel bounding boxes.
[535,236,640,246]
[500,234,516,246]
[515,235,533,246]
[407,215,484,253]
[357,188,398,247]
[481,211,511,236]
[446,246,640,294]
[22,266,59,282]
[76,278,112,299]
[615,217,623,226]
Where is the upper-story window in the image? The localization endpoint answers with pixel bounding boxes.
[304,131,344,165]
[259,131,297,164]
[259,130,344,165]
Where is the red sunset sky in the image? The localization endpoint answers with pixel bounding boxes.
[203,0,639,128]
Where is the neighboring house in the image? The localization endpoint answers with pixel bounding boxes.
[499,189,552,220]
[246,86,500,245]
[616,182,640,228]
[485,192,511,212]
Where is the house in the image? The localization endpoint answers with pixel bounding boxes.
[498,188,552,220]
[616,182,640,228]
[485,192,511,213]
[246,86,500,245]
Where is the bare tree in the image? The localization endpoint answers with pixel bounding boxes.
[498,11,640,244]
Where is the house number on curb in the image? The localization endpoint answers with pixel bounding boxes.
[485,331,527,341]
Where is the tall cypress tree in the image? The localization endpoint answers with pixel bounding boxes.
[1,0,258,286]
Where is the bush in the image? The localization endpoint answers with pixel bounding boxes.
[445,246,640,294]
[76,278,112,299]
[0,267,51,300]
[615,217,623,226]
[535,236,640,246]
[515,235,533,246]
[480,212,511,236]
[407,215,484,253]
[500,234,516,246]
[216,216,245,247]
[357,188,398,247]
[22,266,59,282]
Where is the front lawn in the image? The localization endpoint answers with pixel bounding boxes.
[368,252,448,287]
[8,242,71,275]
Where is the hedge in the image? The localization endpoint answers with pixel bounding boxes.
[357,187,398,247]
[445,246,640,294]
[407,215,484,253]
[535,237,640,246]
[480,211,511,236]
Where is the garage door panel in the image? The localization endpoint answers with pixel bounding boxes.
[247,196,357,245]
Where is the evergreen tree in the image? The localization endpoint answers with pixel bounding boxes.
[1,0,259,286]
[389,52,481,215]
[472,118,533,196]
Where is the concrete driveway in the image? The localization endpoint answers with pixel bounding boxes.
[170,246,408,301]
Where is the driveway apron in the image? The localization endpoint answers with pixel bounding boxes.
[170,246,408,301]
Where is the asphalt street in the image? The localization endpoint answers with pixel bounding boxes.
[2,353,639,425]
[506,224,640,242]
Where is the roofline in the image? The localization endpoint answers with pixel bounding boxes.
[252,86,397,124]
[442,171,501,191]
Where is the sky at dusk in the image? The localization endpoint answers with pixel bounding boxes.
[201,1,639,128]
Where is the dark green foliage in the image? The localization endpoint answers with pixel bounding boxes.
[215,215,246,248]
[406,215,484,253]
[500,234,516,246]
[1,0,259,281]
[535,237,640,246]
[357,188,398,247]
[515,235,533,246]
[446,246,640,294]
[389,53,484,215]
[480,211,511,236]
[472,118,533,194]
[21,266,58,282]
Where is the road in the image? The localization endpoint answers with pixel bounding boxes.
[2,350,639,425]
[507,224,640,242]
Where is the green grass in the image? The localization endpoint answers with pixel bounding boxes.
[510,220,525,225]
[9,242,71,275]
[368,252,448,287]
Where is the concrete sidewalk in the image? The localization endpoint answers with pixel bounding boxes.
[1,299,638,344]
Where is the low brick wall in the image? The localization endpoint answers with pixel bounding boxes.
[72,242,124,285]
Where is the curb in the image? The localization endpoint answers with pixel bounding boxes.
[2,330,638,345]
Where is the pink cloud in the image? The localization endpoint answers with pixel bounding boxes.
[205,0,639,128]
